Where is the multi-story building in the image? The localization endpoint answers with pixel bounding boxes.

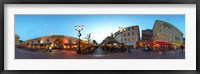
[15,34,20,45]
[114,31,122,43]
[114,25,140,48]
[142,29,153,42]
[140,29,153,47]
[152,20,183,47]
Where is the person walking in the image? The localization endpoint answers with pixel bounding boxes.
[181,45,184,53]
[128,49,131,54]
[144,45,148,52]
[174,45,177,50]
[46,46,52,52]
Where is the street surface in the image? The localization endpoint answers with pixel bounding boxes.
[15,47,185,59]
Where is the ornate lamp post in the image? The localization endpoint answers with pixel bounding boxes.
[119,27,126,43]
[75,25,84,54]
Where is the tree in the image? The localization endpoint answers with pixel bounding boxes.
[92,40,98,45]
[84,33,92,42]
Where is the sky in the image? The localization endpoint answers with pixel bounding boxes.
[15,15,185,43]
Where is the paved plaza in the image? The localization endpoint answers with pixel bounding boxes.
[15,47,185,59]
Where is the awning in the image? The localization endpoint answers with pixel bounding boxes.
[142,41,151,45]
[154,40,168,45]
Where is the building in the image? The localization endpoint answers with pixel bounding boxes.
[114,25,140,48]
[114,31,122,43]
[142,29,153,42]
[15,34,20,45]
[141,29,153,46]
[152,20,183,47]
[20,35,91,50]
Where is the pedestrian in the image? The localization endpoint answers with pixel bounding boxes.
[128,49,131,54]
[181,45,184,53]
[144,45,148,52]
[162,45,165,54]
[174,45,177,50]
[46,46,52,52]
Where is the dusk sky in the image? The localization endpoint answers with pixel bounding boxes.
[15,15,185,43]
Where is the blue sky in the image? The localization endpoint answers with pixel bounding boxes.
[15,15,185,43]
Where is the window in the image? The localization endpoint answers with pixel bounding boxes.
[132,27,134,30]
[127,27,130,30]
[124,33,126,37]
[127,32,130,36]
[38,40,40,43]
[128,38,130,41]
[132,31,134,36]
[32,41,33,43]
[132,37,134,40]
[124,38,126,41]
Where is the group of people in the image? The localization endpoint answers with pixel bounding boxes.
[141,44,185,53]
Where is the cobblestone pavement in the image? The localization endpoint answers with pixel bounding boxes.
[15,47,185,59]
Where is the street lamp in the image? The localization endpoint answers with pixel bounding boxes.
[75,25,84,54]
[119,27,126,43]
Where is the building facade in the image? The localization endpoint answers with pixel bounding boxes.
[139,29,153,47]
[15,34,20,45]
[114,31,122,43]
[142,29,153,42]
[21,35,90,50]
[114,25,140,47]
[152,20,183,47]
